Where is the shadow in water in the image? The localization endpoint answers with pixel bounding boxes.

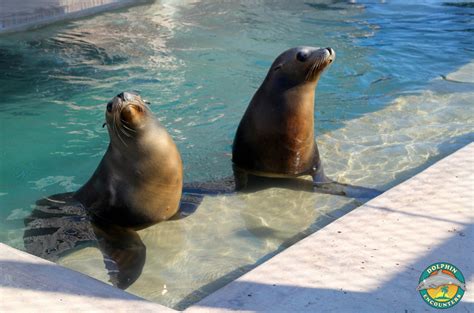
[23,193,146,290]
[179,175,319,219]
[23,188,204,290]
[184,163,381,202]
[184,174,368,196]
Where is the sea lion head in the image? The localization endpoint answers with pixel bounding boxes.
[265,46,335,88]
[104,91,152,146]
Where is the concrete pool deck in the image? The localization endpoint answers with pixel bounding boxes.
[0,0,142,34]
[1,142,473,312]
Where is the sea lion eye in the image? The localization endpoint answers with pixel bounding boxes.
[107,101,113,113]
[296,51,309,62]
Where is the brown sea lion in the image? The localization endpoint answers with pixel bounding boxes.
[74,92,183,228]
[232,46,379,197]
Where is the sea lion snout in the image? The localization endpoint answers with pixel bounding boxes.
[316,47,335,61]
[325,47,335,62]
[105,92,149,138]
[117,92,137,102]
[120,104,145,127]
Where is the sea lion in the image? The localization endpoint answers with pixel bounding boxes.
[23,91,184,289]
[74,91,183,229]
[232,46,379,197]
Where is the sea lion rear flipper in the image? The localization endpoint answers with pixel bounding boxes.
[312,164,382,199]
[92,224,146,289]
[313,180,382,199]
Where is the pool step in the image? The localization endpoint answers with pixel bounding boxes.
[188,143,474,312]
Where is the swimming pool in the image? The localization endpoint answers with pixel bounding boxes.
[0,0,473,309]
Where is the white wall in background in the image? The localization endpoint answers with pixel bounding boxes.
[0,0,142,33]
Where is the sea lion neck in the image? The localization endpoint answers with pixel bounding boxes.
[258,79,317,115]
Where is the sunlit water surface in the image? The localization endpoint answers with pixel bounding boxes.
[0,0,473,309]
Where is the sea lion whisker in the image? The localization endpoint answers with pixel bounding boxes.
[116,106,138,137]
[305,61,318,81]
[315,58,324,73]
[120,120,137,133]
[305,65,313,81]
[115,126,128,146]
[307,58,325,81]
[113,111,128,147]
[306,56,323,81]
[118,123,133,138]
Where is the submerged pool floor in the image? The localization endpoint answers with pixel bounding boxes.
[0,0,473,309]
[1,141,472,312]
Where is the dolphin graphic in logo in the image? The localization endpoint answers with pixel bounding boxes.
[416,270,467,291]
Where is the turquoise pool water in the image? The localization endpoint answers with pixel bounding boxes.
[0,0,473,309]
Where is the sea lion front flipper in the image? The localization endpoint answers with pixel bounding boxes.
[23,193,96,261]
[24,193,146,290]
[92,223,146,289]
[312,163,382,199]
[176,192,204,219]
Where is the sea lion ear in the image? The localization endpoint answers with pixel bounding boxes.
[274,64,283,71]
[120,104,144,128]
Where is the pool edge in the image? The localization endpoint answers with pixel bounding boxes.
[1,142,473,312]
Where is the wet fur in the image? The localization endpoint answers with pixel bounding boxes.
[74,94,183,229]
[232,46,380,198]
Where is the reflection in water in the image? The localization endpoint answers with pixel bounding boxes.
[23,193,146,289]
[23,189,203,290]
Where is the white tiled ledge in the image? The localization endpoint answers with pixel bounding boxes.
[0,243,174,312]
